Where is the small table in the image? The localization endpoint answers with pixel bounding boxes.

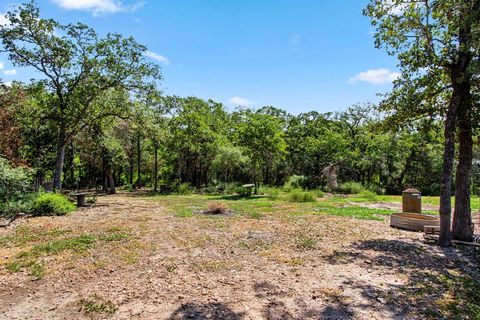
[71,192,94,207]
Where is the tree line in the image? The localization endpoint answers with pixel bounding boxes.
[0,1,479,245]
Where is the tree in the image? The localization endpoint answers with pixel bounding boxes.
[143,93,169,192]
[212,145,247,184]
[233,109,287,192]
[0,82,25,165]
[0,1,161,190]
[365,0,480,245]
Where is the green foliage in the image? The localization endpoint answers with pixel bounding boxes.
[235,186,253,197]
[367,185,385,195]
[358,190,379,201]
[284,175,306,190]
[212,145,247,183]
[79,294,118,316]
[337,182,365,195]
[315,189,325,198]
[175,183,192,195]
[0,157,33,217]
[295,234,317,251]
[31,193,76,216]
[260,187,280,200]
[288,189,317,203]
[223,182,241,195]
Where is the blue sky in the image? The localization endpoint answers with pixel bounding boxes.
[0,0,400,114]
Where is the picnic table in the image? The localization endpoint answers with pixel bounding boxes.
[424,225,480,258]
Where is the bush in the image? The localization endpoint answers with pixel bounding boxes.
[315,189,325,198]
[358,190,378,201]
[0,158,33,217]
[260,187,280,200]
[367,185,385,195]
[337,182,365,195]
[0,197,34,218]
[224,182,241,195]
[31,193,76,216]
[288,189,317,202]
[175,183,192,195]
[284,175,306,191]
[235,185,253,197]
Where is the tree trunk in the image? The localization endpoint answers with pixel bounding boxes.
[154,143,158,193]
[438,86,461,247]
[107,171,115,194]
[136,132,141,188]
[453,92,474,241]
[53,128,67,191]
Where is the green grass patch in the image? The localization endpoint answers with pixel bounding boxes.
[79,294,118,317]
[294,234,317,251]
[314,204,393,220]
[0,225,72,247]
[4,230,121,279]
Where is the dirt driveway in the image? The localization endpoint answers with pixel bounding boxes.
[0,194,478,319]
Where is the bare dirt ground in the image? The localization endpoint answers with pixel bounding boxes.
[0,193,478,319]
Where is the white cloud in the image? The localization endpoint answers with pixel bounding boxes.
[229,96,251,106]
[51,0,144,16]
[0,13,8,26]
[385,0,409,15]
[3,82,12,87]
[348,68,400,85]
[0,61,4,70]
[145,51,170,65]
[3,69,17,76]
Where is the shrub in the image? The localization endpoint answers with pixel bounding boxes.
[201,185,219,194]
[260,187,280,200]
[288,189,317,203]
[224,182,241,195]
[367,185,385,195]
[31,193,76,216]
[315,189,325,198]
[175,183,192,195]
[358,190,378,201]
[235,185,253,197]
[337,182,365,195]
[124,184,134,192]
[0,158,33,217]
[284,175,306,191]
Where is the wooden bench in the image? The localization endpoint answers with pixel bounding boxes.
[424,225,480,258]
[71,192,95,207]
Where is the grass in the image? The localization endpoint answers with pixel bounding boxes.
[2,226,135,278]
[146,192,398,222]
[79,294,117,317]
[402,271,480,319]
[288,189,317,203]
[143,190,480,227]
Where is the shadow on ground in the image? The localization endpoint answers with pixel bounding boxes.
[324,238,480,319]
[168,302,244,320]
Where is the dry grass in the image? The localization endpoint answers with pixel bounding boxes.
[0,192,479,319]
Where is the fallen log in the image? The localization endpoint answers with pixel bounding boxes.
[0,213,25,228]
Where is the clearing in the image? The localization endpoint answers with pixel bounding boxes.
[1,192,480,319]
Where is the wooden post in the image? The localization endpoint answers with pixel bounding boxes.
[77,194,86,207]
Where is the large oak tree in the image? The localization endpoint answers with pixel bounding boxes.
[0,1,161,190]
[365,0,480,245]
